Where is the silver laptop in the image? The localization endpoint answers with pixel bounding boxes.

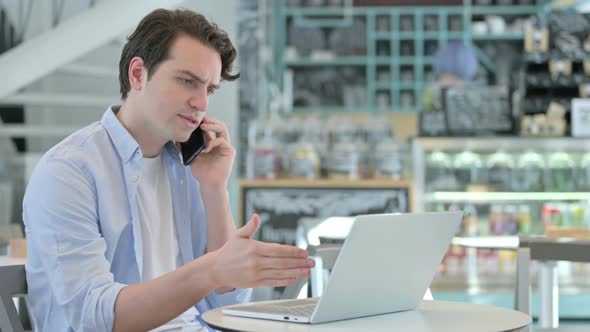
[222,211,463,324]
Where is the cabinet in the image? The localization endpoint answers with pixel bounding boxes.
[239,179,412,244]
[412,137,590,317]
[275,1,548,113]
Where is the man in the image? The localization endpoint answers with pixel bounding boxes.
[23,8,314,332]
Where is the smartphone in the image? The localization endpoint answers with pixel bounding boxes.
[180,126,207,166]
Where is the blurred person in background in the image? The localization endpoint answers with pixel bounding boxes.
[421,41,479,112]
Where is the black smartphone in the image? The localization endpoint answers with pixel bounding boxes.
[180,126,207,166]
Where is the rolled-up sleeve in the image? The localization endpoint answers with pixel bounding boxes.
[24,156,126,331]
[204,288,252,309]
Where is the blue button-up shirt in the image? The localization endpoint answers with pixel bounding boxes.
[23,106,251,332]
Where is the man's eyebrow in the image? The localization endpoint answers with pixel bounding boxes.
[177,69,220,89]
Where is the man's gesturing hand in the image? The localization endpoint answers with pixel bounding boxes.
[209,214,315,289]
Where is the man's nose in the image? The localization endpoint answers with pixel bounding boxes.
[188,90,208,112]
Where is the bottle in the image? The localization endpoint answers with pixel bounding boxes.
[489,205,504,235]
[579,152,590,191]
[453,150,483,190]
[463,204,479,236]
[514,150,545,192]
[546,152,576,192]
[486,150,514,191]
[503,205,518,235]
[517,205,532,234]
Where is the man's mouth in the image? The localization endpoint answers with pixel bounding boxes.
[178,114,199,128]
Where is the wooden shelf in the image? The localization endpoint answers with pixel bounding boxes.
[239,178,412,189]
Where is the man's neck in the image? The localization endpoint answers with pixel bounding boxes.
[116,101,166,158]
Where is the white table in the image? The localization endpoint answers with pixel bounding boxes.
[0,256,26,266]
[202,300,531,332]
[516,236,590,329]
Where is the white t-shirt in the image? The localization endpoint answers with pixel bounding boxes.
[136,154,204,331]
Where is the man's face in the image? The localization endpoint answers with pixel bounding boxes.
[137,34,222,143]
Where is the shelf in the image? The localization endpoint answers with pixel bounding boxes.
[399,56,434,65]
[398,32,464,40]
[284,6,465,16]
[415,136,590,151]
[239,178,413,189]
[431,274,590,293]
[470,5,540,15]
[291,106,420,113]
[425,192,590,202]
[291,106,367,113]
[283,5,539,17]
[471,33,524,41]
[375,82,391,90]
[452,236,519,250]
[398,82,416,89]
[285,57,366,66]
[373,31,391,40]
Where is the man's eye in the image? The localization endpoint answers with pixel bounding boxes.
[207,88,216,96]
[180,78,193,86]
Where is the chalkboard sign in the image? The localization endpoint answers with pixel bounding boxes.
[419,111,448,136]
[240,182,410,245]
[444,86,514,135]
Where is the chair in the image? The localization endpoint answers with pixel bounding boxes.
[0,264,30,332]
[280,244,342,300]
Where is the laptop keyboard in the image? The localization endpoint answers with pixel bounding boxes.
[233,298,319,317]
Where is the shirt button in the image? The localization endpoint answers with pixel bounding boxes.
[131,175,139,182]
[180,180,184,185]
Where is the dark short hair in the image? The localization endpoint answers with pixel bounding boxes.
[119,8,239,100]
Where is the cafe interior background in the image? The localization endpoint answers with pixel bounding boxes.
[2,0,590,328]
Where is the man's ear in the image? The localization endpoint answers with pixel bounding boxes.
[128,56,145,92]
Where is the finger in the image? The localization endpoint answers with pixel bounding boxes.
[256,277,299,288]
[200,118,230,142]
[203,137,233,154]
[258,268,310,280]
[204,129,215,143]
[237,214,260,239]
[256,242,308,258]
[200,122,230,142]
[258,257,315,269]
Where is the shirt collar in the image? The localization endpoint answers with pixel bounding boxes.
[100,105,183,164]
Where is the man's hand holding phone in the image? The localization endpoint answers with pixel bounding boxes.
[185,117,236,190]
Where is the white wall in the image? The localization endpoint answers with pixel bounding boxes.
[20,0,240,152]
[181,0,241,218]
[8,0,242,214]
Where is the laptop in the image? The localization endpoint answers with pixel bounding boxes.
[222,211,463,324]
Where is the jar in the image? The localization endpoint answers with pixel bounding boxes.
[426,151,457,191]
[513,151,545,192]
[486,150,514,191]
[328,143,359,180]
[546,152,576,192]
[374,139,406,180]
[246,118,280,179]
[453,150,483,190]
[246,143,279,179]
[288,142,320,180]
[578,152,590,191]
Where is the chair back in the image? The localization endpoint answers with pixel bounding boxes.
[0,264,27,332]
